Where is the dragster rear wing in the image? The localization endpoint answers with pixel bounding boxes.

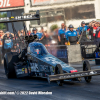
[48,69,100,83]
[0,10,40,23]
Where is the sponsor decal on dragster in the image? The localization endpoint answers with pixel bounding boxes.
[30,62,39,72]
[39,61,54,73]
[39,65,50,72]
[44,57,69,67]
[16,69,24,75]
[58,71,97,79]
[16,68,28,75]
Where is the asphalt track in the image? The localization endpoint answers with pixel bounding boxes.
[0,61,100,100]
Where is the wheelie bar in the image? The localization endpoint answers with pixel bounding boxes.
[48,69,100,82]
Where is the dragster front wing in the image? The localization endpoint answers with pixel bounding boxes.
[48,69,100,83]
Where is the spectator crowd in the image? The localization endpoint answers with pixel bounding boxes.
[0,20,100,64]
[58,21,100,45]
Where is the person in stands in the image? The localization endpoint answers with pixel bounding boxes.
[41,30,50,45]
[0,30,4,64]
[11,44,20,53]
[0,30,4,47]
[95,24,100,49]
[76,21,89,42]
[93,22,98,39]
[27,30,31,36]
[17,30,26,50]
[1,31,14,58]
[76,21,89,36]
[65,24,78,45]
[58,23,66,45]
[88,23,95,40]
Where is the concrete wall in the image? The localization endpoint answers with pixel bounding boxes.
[95,0,100,20]
[24,0,96,31]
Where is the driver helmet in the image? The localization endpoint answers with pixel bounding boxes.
[35,48,40,55]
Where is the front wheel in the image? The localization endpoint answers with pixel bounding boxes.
[55,64,63,86]
[83,60,92,83]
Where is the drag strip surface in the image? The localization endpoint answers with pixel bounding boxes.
[0,63,100,100]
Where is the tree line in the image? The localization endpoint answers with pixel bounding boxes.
[0,13,7,30]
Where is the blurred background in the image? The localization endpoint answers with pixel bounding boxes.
[0,0,99,33]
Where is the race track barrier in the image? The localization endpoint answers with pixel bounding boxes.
[46,44,82,63]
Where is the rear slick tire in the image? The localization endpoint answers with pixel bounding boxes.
[4,52,19,79]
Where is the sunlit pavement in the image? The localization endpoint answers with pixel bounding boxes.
[0,61,100,100]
